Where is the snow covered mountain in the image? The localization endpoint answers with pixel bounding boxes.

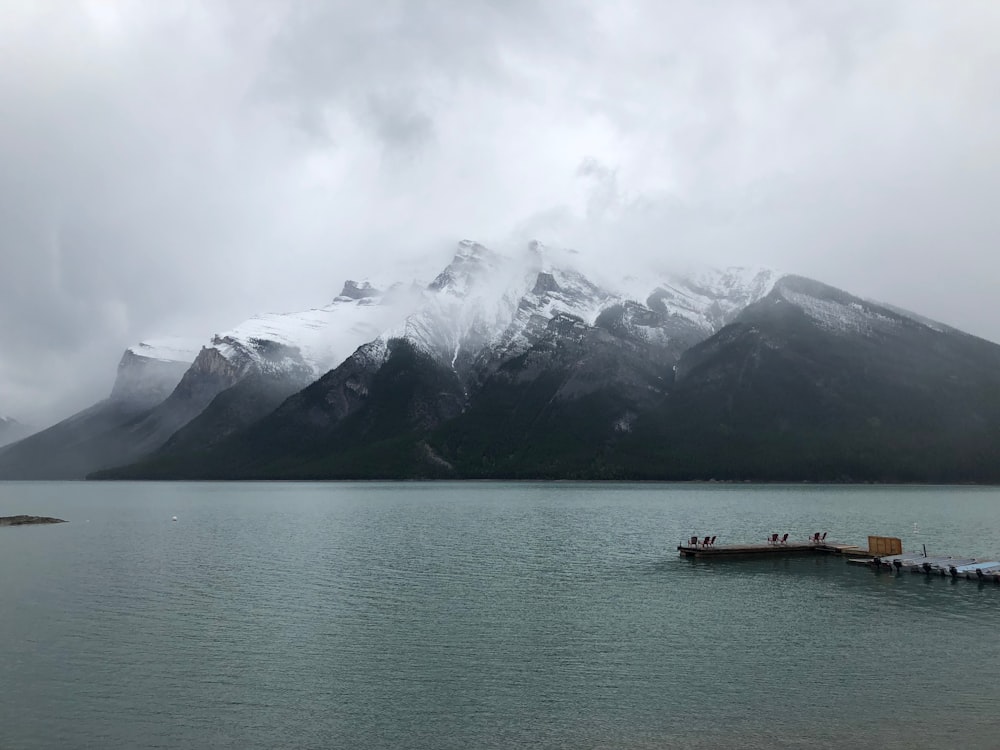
[372,240,782,377]
[199,280,418,380]
[86,240,792,479]
[166,240,782,398]
[13,236,1000,482]
[100,256,1000,482]
[641,265,781,333]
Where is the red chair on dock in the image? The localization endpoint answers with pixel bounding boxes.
[689,535,699,547]
[702,536,712,546]
[810,532,821,543]
[767,533,779,545]
[709,535,717,546]
[780,533,789,545]
[820,532,827,542]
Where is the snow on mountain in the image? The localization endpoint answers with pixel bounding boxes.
[377,240,615,371]
[389,240,539,369]
[780,289,902,336]
[127,337,203,364]
[369,240,787,375]
[484,245,614,361]
[145,242,785,393]
[205,280,421,379]
[636,266,782,334]
[877,302,955,335]
[769,277,941,339]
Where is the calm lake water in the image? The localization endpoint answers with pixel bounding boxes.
[1,481,999,749]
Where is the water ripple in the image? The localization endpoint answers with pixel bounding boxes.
[1,481,999,749]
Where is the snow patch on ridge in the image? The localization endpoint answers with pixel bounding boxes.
[387,241,539,368]
[211,291,414,377]
[382,242,785,371]
[199,277,427,379]
[127,337,203,364]
[141,242,788,391]
[782,290,902,336]
[635,266,781,333]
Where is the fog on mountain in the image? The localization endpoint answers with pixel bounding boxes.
[3,240,999,484]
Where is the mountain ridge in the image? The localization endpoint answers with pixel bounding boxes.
[4,239,998,482]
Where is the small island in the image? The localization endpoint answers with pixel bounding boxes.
[0,515,67,526]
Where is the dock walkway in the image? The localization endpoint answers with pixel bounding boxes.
[677,535,1000,584]
[677,540,867,558]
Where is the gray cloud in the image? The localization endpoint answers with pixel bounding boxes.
[2,0,1000,426]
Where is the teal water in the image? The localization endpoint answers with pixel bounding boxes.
[1,482,999,749]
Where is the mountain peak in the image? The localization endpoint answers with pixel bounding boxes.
[428,241,505,295]
[25,236,1000,484]
[336,280,380,301]
[455,238,488,257]
[531,271,562,295]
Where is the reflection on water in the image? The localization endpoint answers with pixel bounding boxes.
[0,481,999,749]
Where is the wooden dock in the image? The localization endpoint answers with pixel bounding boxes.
[677,540,868,558]
[677,535,1000,584]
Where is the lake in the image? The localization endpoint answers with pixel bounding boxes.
[1,481,999,749]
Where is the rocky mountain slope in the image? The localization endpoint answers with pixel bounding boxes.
[0,280,422,479]
[96,242,1000,483]
[10,239,1000,482]
[89,241,781,480]
[607,276,1000,481]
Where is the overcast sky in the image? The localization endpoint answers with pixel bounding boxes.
[3,0,1000,427]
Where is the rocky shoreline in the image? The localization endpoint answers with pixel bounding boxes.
[0,515,67,526]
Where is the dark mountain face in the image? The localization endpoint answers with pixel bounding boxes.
[102,338,468,479]
[17,245,790,481]
[95,273,1000,482]
[143,371,313,459]
[147,274,1000,481]
[30,244,994,485]
[427,310,677,478]
[609,276,1000,482]
[105,301,690,480]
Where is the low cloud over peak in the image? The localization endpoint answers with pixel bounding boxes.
[3,0,1000,425]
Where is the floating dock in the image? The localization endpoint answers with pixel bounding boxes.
[678,534,1000,584]
[677,540,867,558]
